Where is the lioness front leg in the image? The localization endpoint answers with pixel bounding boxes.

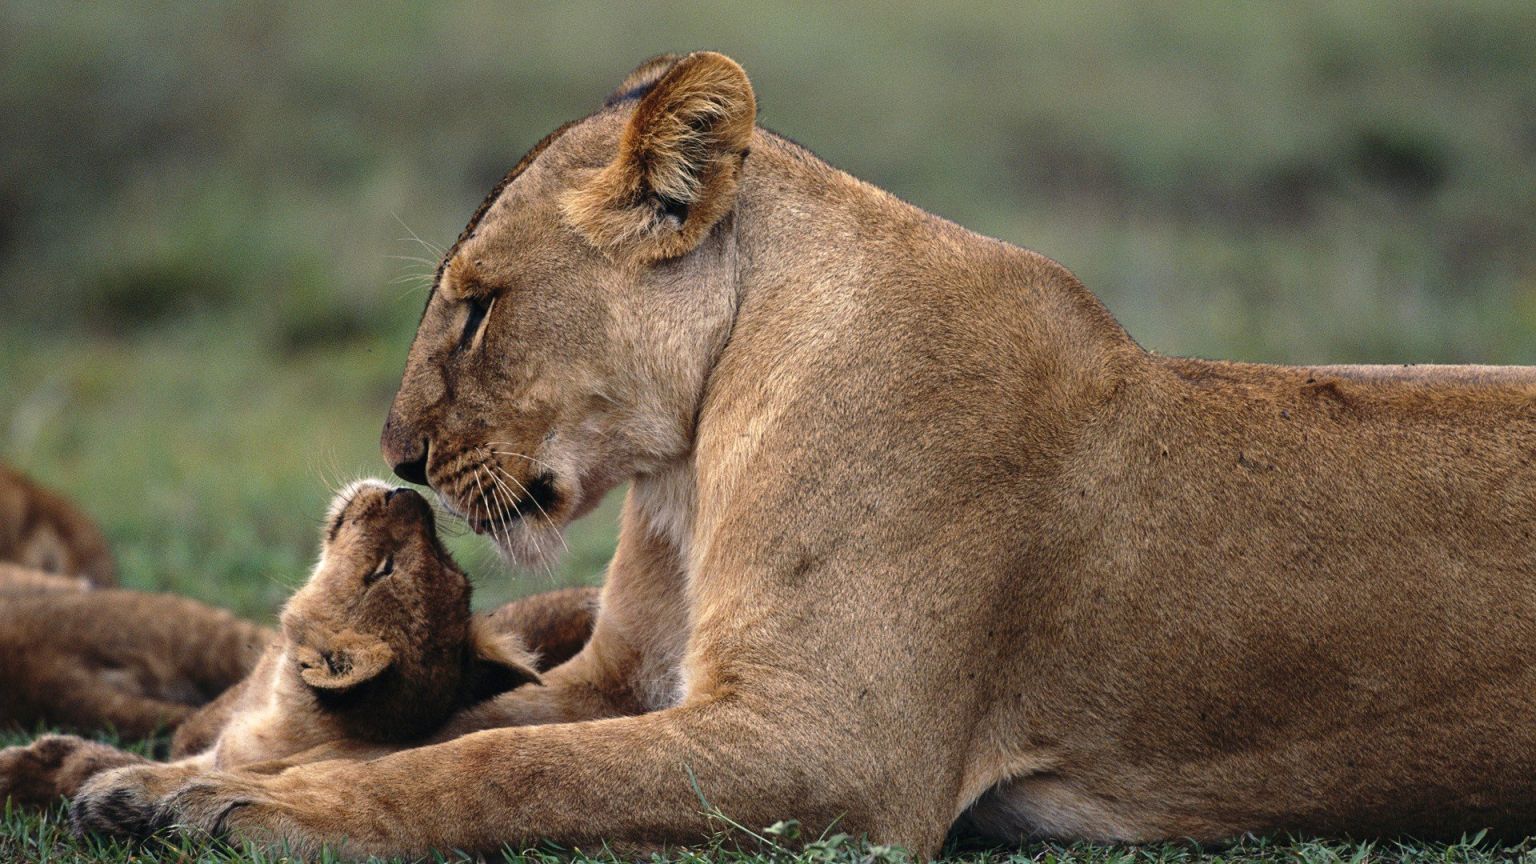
[71,699,939,860]
[440,497,690,734]
[70,757,213,837]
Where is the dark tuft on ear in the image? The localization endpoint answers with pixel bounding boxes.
[564,51,756,261]
[603,53,684,106]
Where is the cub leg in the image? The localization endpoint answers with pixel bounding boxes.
[46,675,196,740]
[0,734,148,808]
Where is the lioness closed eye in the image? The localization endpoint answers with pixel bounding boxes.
[5,479,539,810]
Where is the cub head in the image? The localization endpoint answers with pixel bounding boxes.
[380,52,757,564]
[0,463,116,586]
[282,479,540,740]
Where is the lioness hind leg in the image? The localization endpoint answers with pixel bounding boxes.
[0,734,148,809]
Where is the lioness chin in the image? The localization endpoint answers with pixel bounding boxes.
[72,52,1536,860]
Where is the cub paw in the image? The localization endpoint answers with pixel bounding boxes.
[1,734,131,809]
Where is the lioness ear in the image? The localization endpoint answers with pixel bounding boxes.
[464,618,542,703]
[603,54,685,106]
[295,631,395,692]
[564,51,756,261]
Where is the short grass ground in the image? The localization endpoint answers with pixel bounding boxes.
[4,2,1536,861]
[4,794,1536,864]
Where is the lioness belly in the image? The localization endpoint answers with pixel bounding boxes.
[966,359,1536,842]
[970,667,1536,844]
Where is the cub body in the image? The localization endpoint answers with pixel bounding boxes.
[0,590,271,738]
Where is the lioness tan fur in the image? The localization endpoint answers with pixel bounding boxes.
[72,53,1536,859]
[0,463,115,586]
[8,480,543,810]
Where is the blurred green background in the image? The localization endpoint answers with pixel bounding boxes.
[3,2,1535,621]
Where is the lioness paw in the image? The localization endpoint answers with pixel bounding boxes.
[70,762,199,839]
[71,765,313,853]
[160,776,284,845]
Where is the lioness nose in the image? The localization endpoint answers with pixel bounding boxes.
[390,449,429,486]
[381,416,430,486]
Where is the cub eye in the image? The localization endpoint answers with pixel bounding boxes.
[366,555,394,586]
[457,295,493,351]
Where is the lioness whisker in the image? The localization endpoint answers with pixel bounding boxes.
[382,255,442,268]
[489,462,569,555]
[485,446,560,475]
[470,471,492,534]
[390,213,447,258]
[485,464,560,581]
[490,472,551,581]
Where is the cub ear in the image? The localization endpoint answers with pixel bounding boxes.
[464,618,542,703]
[295,630,395,692]
[564,51,756,261]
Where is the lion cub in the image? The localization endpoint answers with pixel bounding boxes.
[1,479,540,806]
[0,463,116,587]
[205,479,541,769]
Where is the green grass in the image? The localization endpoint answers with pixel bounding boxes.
[3,1,1536,861]
[4,795,1536,864]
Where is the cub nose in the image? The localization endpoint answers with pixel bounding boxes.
[385,485,433,524]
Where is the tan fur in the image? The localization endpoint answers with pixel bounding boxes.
[0,463,115,586]
[167,584,600,760]
[0,561,92,593]
[561,51,754,260]
[72,52,1536,860]
[480,585,600,672]
[0,590,272,738]
[199,479,540,770]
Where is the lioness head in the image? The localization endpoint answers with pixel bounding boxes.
[281,479,540,740]
[380,52,757,564]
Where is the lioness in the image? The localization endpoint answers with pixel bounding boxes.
[10,480,541,811]
[0,463,116,586]
[73,52,1536,859]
